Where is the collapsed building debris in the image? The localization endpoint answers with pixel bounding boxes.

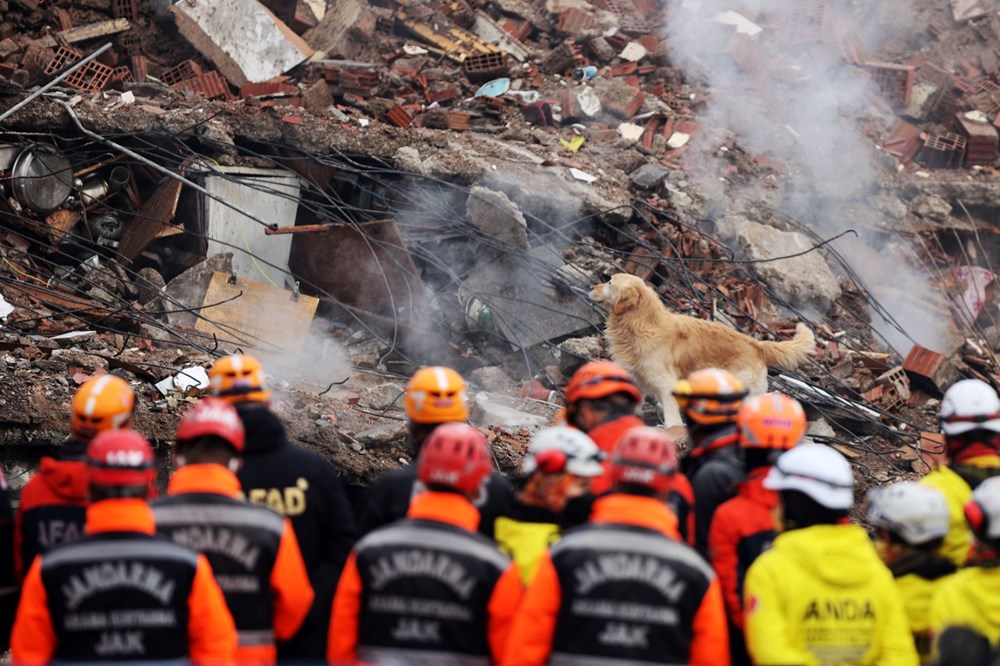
[0,0,999,497]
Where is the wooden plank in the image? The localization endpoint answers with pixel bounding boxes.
[34,19,131,48]
[194,271,318,352]
[118,178,183,262]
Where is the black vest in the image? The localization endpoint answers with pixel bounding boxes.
[40,532,198,662]
[353,518,510,665]
[21,504,87,570]
[548,523,715,666]
[151,494,283,648]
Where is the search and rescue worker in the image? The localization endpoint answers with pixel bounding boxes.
[504,426,729,666]
[493,426,604,583]
[563,361,696,545]
[11,429,238,665]
[152,397,314,665]
[673,367,748,555]
[922,378,1000,566]
[867,482,954,662]
[329,422,523,665]
[209,353,356,662]
[708,391,806,666]
[359,365,515,538]
[0,469,16,651]
[15,373,135,580]
[930,475,1000,650]
[743,443,919,665]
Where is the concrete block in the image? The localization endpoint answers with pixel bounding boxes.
[170,0,313,86]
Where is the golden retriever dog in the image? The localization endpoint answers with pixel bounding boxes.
[590,273,816,426]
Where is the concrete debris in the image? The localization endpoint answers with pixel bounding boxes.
[466,187,530,252]
[715,215,842,313]
[170,0,314,86]
[628,162,671,189]
[154,365,210,397]
[472,391,549,427]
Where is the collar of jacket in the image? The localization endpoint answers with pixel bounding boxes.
[590,494,680,538]
[86,498,155,535]
[168,464,242,498]
[738,466,778,506]
[689,427,740,460]
[585,415,645,453]
[407,491,480,532]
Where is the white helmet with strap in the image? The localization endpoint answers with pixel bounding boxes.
[521,426,604,477]
[763,443,854,509]
[866,482,949,545]
[940,379,1000,436]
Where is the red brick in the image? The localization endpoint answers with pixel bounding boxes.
[43,46,81,76]
[557,8,595,35]
[64,60,114,92]
[172,71,231,100]
[383,106,412,128]
[902,345,957,394]
[130,55,148,83]
[240,79,297,98]
[161,60,202,86]
[51,8,73,31]
[111,0,138,20]
[462,52,509,81]
[447,110,470,131]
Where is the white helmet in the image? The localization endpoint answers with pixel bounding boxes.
[866,482,949,545]
[940,379,1000,436]
[764,443,854,509]
[968,476,1000,542]
[522,426,604,477]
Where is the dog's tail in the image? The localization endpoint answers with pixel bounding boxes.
[754,323,816,370]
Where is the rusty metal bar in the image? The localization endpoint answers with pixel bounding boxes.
[264,223,336,235]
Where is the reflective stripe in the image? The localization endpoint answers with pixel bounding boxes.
[551,654,684,666]
[238,629,275,647]
[359,647,488,666]
[52,660,187,666]
[42,540,198,570]
[551,527,714,580]
[357,525,510,572]
[152,504,284,535]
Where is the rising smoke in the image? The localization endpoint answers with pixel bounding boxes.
[662,0,956,354]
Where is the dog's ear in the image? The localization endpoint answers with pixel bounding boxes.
[612,283,640,315]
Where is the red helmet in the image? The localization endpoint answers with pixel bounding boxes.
[564,361,641,404]
[86,429,156,487]
[610,426,678,494]
[417,423,492,496]
[176,397,245,454]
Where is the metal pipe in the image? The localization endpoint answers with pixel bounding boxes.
[0,42,114,124]
[58,100,277,232]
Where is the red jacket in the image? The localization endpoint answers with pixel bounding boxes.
[585,415,696,546]
[14,457,88,580]
[708,467,777,629]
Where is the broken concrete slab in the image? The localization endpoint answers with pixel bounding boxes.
[164,253,234,328]
[715,215,842,313]
[170,0,314,86]
[302,0,375,59]
[629,162,671,189]
[473,10,532,62]
[951,0,990,22]
[557,335,601,375]
[472,391,548,427]
[909,193,953,224]
[466,186,530,252]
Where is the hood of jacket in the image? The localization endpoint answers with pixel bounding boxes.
[961,567,1000,627]
[235,403,288,454]
[38,457,89,503]
[774,523,886,587]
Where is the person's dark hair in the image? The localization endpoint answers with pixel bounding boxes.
[744,448,781,473]
[408,422,442,454]
[937,626,995,666]
[780,490,848,530]
[613,481,659,498]
[90,484,149,502]
[567,394,636,430]
[177,435,237,466]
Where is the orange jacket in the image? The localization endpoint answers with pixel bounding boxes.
[708,467,777,629]
[329,491,523,664]
[585,415,696,545]
[14,457,88,579]
[11,498,238,666]
[164,464,314,665]
[503,494,730,666]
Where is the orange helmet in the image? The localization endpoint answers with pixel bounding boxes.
[404,366,469,424]
[208,354,270,404]
[671,368,747,426]
[738,392,806,449]
[564,361,641,404]
[71,374,135,444]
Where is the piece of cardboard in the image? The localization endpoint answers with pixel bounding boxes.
[194,271,318,352]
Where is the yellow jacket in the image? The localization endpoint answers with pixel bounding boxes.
[895,571,954,663]
[921,456,1000,566]
[744,524,919,666]
[930,566,1000,647]
[494,516,561,585]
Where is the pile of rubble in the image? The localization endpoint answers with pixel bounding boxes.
[1,0,1000,495]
